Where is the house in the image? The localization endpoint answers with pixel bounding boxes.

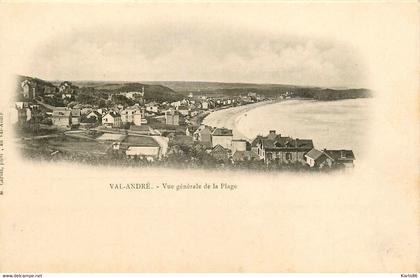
[171,101,181,108]
[122,135,161,161]
[21,108,32,123]
[165,109,180,125]
[52,108,72,128]
[248,92,257,101]
[80,106,92,115]
[210,144,230,162]
[251,135,264,155]
[119,87,144,100]
[121,106,142,126]
[59,81,77,99]
[254,130,313,164]
[323,149,355,168]
[86,111,102,122]
[201,101,209,110]
[20,79,36,99]
[232,151,259,162]
[59,81,75,93]
[132,110,142,126]
[102,111,122,128]
[71,108,81,126]
[305,148,331,168]
[192,125,213,147]
[305,148,355,168]
[211,128,233,149]
[231,139,248,154]
[13,103,32,124]
[145,102,159,114]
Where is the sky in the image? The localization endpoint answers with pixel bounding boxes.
[31,19,367,88]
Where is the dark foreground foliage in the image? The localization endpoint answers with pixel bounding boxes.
[19,142,346,174]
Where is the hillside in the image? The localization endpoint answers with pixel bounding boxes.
[145,81,299,93]
[293,87,372,100]
[17,77,182,103]
[145,81,372,100]
[85,82,182,102]
[15,75,58,101]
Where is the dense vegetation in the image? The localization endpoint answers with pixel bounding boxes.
[20,140,343,173]
[16,76,183,105]
[78,82,183,102]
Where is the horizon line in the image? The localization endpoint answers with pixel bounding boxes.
[15,74,368,90]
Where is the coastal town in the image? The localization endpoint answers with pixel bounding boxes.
[12,77,356,171]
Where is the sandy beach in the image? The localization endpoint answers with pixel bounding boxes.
[202,100,277,140]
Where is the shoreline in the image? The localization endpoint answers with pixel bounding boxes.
[202,99,280,140]
[202,97,370,158]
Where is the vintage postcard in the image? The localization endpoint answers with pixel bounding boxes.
[0,1,418,273]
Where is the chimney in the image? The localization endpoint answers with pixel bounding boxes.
[268,130,277,140]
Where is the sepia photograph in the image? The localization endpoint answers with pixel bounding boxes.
[11,21,371,173]
[0,1,418,275]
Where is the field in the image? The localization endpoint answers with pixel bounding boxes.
[20,136,112,155]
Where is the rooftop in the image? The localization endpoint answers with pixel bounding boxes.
[211,144,229,153]
[305,148,325,160]
[104,111,120,118]
[212,128,233,136]
[52,109,71,117]
[257,131,313,150]
[324,150,355,160]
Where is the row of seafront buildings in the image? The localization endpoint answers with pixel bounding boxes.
[46,92,267,129]
[89,124,355,169]
[186,127,355,168]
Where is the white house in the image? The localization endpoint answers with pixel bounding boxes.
[119,87,144,100]
[171,101,181,108]
[102,111,122,128]
[121,106,142,126]
[211,128,233,149]
[145,102,159,114]
[201,101,209,110]
[123,135,162,161]
[21,80,36,99]
[231,139,247,154]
